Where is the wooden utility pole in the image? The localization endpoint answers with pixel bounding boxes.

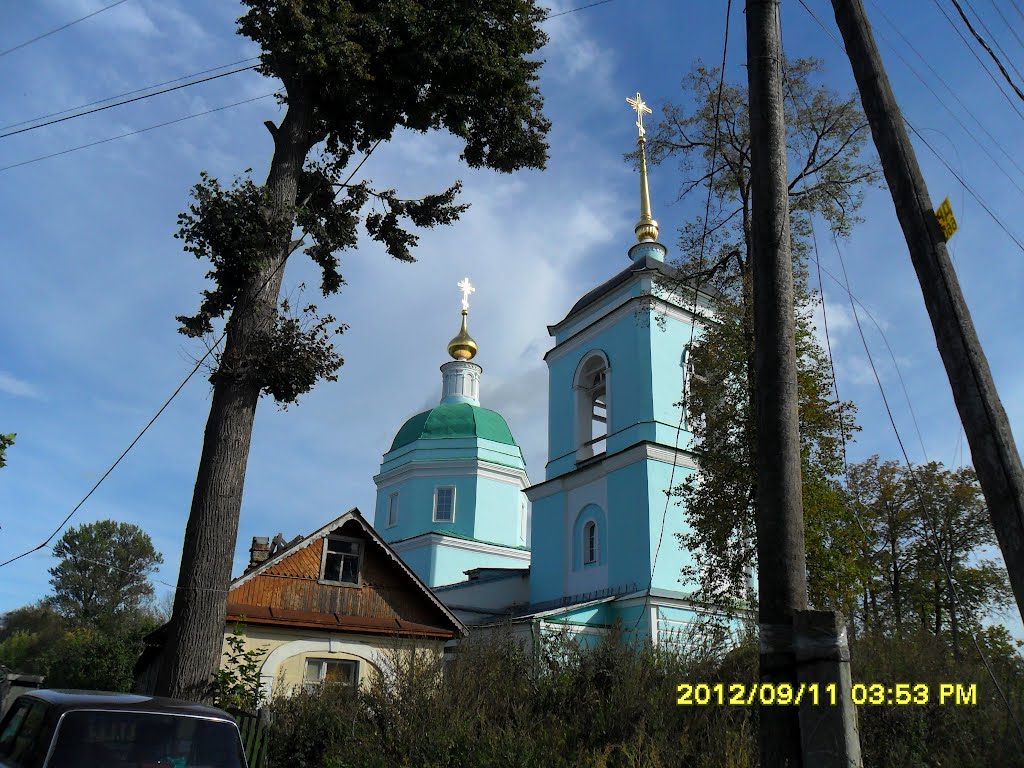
[831,0,1024,624]
[746,0,808,765]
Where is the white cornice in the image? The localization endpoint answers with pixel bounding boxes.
[545,293,712,365]
[390,532,532,561]
[526,441,698,501]
[374,458,530,489]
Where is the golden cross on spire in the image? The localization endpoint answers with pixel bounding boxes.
[457,277,475,311]
[626,92,652,139]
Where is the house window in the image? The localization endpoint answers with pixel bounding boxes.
[583,520,598,565]
[303,658,359,691]
[574,352,610,461]
[387,492,399,527]
[321,537,362,585]
[433,486,456,522]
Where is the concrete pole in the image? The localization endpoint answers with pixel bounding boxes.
[746,1,809,764]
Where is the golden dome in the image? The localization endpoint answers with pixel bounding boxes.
[447,310,478,360]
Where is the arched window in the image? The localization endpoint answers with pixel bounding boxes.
[574,351,610,461]
[583,520,598,565]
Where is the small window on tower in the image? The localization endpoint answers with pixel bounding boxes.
[387,492,399,527]
[434,486,456,522]
[583,520,598,565]
[321,537,362,585]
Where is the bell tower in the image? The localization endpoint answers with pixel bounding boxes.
[525,93,714,620]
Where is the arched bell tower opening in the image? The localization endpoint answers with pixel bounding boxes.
[573,351,611,462]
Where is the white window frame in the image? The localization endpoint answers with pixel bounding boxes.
[387,492,399,528]
[319,535,363,586]
[583,520,598,565]
[433,485,456,523]
[519,499,528,544]
[303,657,360,692]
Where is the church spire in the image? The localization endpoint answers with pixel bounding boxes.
[627,92,659,243]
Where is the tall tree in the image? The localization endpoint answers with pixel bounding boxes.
[49,520,163,626]
[159,0,550,699]
[647,59,877,608]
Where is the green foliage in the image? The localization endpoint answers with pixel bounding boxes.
[236,0,550,172]
[264,626,1024,767]
[267,625,759,768]
[847,457,1011,648]
[852,630,1024,767]
[0,432,14,469]
[0,604,160,691]
[44,624,156,692]
[210,629,268,712]
[49,520,164,626]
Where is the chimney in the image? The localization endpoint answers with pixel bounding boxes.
[248,537,271,571]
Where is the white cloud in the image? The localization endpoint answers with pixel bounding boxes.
[0,372,41,399]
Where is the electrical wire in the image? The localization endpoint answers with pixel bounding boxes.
[0,57,261,133]
[0,65,260,139]
[0,0,132,58]
[866,0,1024,195]
[948,0,1024,104]
[0,93,276,174]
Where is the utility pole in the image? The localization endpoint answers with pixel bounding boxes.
[746,1,808,765]
[831,0,1024,624]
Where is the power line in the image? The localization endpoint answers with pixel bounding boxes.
[0,141,383,573]
[865,0,1024,195]
[962,0,1024,86]
[0,93,276,173]
[929,0,1024,122]
[0,58,261,133]
[0,0,133,58]
[797,0,1024,256]
[948,0,1024,104]
[545,0,616,20]
[0,66,259,140]
[983,0,1024,60]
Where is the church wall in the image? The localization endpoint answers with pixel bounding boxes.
[428,542,525,587]
[527,493,568,605]
[472,476,526,545]
[644,459,697,593]
[605,461,654,591]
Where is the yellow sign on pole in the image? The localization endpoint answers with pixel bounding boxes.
[936,197,958,241]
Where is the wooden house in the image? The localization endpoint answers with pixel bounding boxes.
[136,508,464,698]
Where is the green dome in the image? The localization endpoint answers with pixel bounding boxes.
[390,403,518,451]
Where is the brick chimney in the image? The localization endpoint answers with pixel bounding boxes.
[247,536,271,571]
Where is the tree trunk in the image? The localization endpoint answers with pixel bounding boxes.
[155,93,314,701]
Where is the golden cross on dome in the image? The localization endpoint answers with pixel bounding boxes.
[457,277,475,311]
[626,92,652,139]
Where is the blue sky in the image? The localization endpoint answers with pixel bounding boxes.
[1,0,1023,643]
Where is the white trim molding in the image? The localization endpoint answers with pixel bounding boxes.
[374,458,530,490]
[390,532,532,562]
[526,441,698,502]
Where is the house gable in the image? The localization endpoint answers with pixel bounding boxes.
[228,509,464,639]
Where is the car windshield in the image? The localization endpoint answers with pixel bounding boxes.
[45,710,246,768]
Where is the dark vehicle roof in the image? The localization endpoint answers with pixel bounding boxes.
[18,690,236,721]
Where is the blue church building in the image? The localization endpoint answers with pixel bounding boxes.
[372,94,728,645]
